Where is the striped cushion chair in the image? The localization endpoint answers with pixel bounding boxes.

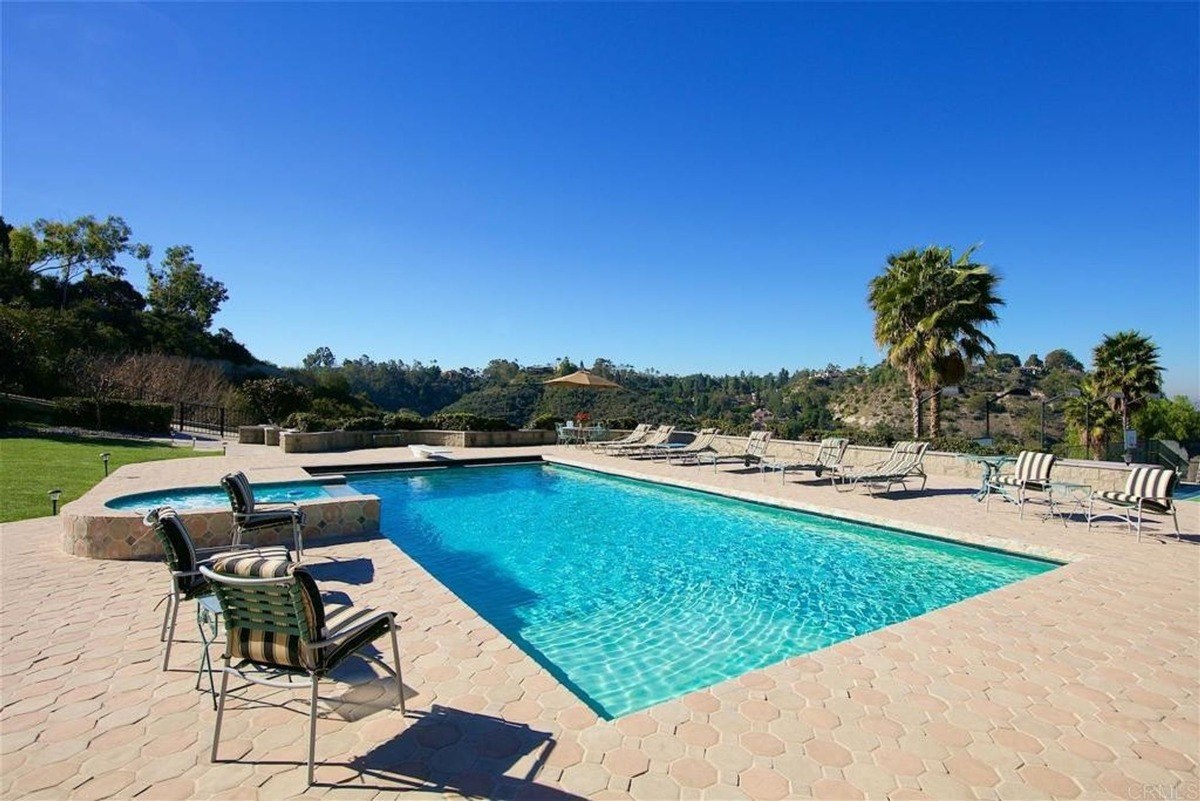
[145,506,290,671]
[220,471,306,560]
[987,451,1056,518]
[1088,467,1180,541]
[201,555,404,786]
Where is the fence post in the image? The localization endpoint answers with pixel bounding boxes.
[219,407,226,438]
[178,402,185,433]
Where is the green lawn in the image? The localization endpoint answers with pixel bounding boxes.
[0,434,218,523]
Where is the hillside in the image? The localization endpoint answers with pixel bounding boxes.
[433,353,1087,450]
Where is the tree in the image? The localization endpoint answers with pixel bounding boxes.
[1064,377,1120,459]
[1043,349,1084,373]
[1024,353,1043,369]
[1092,330,1162,439]
[868,244,1004,438]
[237,378,310,424]
[303,347,337,369]
[1134,396,1200,443]
[146,245,228,330]
[7,215,150,308]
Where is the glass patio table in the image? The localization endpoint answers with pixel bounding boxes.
[958,454,1017,502]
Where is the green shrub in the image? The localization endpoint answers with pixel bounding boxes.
[384,411,424,430]
[529,413,563,431]
[53,397,174,435]
[602,417,638,430]
[427,412,514,432]
[929,436,1007,456]
[339,416,384,431]
[237,378,310,424]
[282,412,334,432]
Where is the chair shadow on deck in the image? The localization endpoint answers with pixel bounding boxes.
[335,705,581,798]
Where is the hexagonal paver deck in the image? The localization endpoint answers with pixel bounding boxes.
[1,444,1197,799]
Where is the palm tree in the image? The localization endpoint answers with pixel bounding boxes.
[868,245,1004,438]
[1063,377,1120,459]
[1092,331,1163,439]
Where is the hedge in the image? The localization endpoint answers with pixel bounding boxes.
[54,397,174,435]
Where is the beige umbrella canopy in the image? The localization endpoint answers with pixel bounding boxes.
[542,369,623,390]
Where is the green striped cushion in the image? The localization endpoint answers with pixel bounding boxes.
[210,555,322,671]
[221,471,255,515]
[149,508,204,598]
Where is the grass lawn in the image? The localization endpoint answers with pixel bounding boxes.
[0,433,219,523]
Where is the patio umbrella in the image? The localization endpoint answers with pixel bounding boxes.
[542,369,623,390]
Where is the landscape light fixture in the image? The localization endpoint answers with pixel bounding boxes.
[1040,388,1082,450]
[101,452,111,477]
[49,489,62,516]
[984,387,1033,442]
[915,386,962,439]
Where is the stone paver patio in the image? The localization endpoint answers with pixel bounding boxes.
[2,444,1197,800]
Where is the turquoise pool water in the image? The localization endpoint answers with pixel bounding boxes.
[349,464,1057,718]
[106,481,332,511]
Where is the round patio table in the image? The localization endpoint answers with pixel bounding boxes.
[958,453,1017,502]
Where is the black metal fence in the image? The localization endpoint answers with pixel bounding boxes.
[176,402,257,438]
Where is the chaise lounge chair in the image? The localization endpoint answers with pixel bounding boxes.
[1088,466,1180,541]
[761,437,849,484]
[697,430,773,470]
[201,554,406,786]
[985,450,1055,518]
[610,425,675,457]
[835,441,929,495]
[145,506,291,672]
[221,471,307,560]
[650,428,721,464]
[590,423,651,452]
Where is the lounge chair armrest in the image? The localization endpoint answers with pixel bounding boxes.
[254,500,301,512]
[310,610,397,647]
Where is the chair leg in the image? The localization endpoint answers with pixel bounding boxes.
[211,658,230,763]
[160,592,174,642]
[1173,508,1180,539]
[294,516,304,562]
[162,593,181,671]
[389,621,405,714]
[307,675,319,786]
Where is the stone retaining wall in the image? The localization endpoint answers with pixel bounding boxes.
[61,495,381,561]
[279,428,557,453]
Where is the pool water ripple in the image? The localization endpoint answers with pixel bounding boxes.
[350,463,1055,718]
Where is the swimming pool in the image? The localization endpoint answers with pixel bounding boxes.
[348,463,1057,718]
[105,481,334,512]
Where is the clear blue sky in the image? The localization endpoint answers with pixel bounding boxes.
[4,2,1197,395]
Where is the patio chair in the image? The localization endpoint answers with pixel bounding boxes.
[590,423,651,452]
[655,428,721,464]
[611,425,676,457]
[761,437,848,484]
[1088,466,1180,541]
[221,471,306,561]
[985,450,1055,518]
[697,430,773,470]
[201,555,405,787]
[835,441,929,495]
[145,506,290,671]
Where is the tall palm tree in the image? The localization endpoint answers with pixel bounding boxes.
[868,245,1004,439]
[1063,377,1120,459]
[1092,331,1162,437]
